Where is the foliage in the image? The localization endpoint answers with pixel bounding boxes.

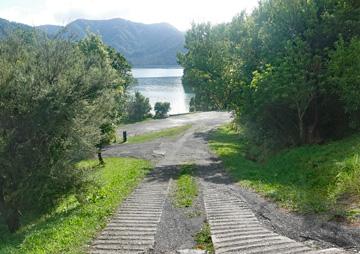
[179,0,360,148]
[209,125,360,220]
[125,92,152,122]
[195,223,214,253]
[331,155,360,212]
[174,165,198,208]
[178,23,240,111]
[328,37,360,128]
[154,102,171,119]
[78,34,133,146]
[97,123,117,149]
[0,158,152,254]
[0,31,132,232]
[126,125,192,144]
[189,97,196,112]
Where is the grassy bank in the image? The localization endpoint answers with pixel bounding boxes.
[209,125,360,222]
[174,164,198,208]
[0,158,152,254]
[126,124,191,144]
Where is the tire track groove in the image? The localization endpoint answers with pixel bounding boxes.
[90,179,170,253]
[202,181,347,254]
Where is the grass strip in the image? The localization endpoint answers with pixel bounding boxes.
[195,223,214,253]
[0,157,152,254]
[126,124,192,144]
[174,164,198,208]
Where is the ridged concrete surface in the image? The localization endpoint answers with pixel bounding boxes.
[202,181,347,254]
[90,179,170,254]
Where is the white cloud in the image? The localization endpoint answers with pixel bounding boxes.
[0,0,259,30]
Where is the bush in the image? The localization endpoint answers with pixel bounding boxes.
[0,32,131,232]
[189,97,196,112]
[179,0,360,148]
[126,92,152,122]
[333,155,360,203]
[154,102,171,118]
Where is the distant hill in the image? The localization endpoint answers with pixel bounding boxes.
[0,17,185,67]
[37,18,185,67]
[36,24,63,37]
[0,18,32,37]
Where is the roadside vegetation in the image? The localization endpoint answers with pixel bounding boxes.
[210,125,360,221]
[0,31,134,233]
[154,102,171,119]
[174,164,198,208]
[126,124,192,144]
[195,223,214,253]
[179,0,360,149]
[0,158,152,254]
[124,91,172,122]
[179,0,360,222]
[124,91,152,123]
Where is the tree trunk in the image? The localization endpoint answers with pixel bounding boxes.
[307,98,320,144]
[299,117,305,144]
[0,178,6,217]
[98,152,105,165]
[0,178,21,233]
[5,208,21,233]
[297,104,306,144]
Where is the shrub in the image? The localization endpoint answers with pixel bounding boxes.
[0,32,131,232]
[332,155,360,203]
[154,102,171,118]
[179,1,360,148]
[189,97,196,112]
[126,92,152,122]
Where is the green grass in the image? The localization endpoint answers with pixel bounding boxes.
[195,223,214,253]
[126,124,192,144]
[174,164,198,208]
[0,158,152,254]
[209,125,360,221]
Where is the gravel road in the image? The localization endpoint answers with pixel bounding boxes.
[99,111,359,254]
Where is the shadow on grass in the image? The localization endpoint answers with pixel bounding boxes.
[0,204,82,253]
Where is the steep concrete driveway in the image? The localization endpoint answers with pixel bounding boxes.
[96,111,355,254]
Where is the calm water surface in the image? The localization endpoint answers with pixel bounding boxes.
[131,68,194,114]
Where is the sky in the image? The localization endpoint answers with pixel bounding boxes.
[0,0,259,31]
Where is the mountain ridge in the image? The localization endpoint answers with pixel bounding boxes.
[39,18,185,67]
[0,17,184,67]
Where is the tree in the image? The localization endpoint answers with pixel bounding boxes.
[0,31,132,232]
[178,0,360,150]
[328,37,360,128]
[154,102,171,118]
[78,34,133,164]
[126,92,152,122]
[178,23,241,111]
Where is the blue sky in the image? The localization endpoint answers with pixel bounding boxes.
[0,0,259,31]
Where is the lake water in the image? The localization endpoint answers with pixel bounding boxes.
[130,68,194,115]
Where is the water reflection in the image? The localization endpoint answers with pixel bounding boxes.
[130,68,194,114]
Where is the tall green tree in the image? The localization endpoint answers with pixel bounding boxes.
[0,32,132,232]
[328,37,360,128]
[179,0,360,149]
[178,23,241,110]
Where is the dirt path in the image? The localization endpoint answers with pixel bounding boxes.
[117,112,230,137]
[96,111,358,254]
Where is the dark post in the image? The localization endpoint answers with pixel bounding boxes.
[123,131,127,143]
